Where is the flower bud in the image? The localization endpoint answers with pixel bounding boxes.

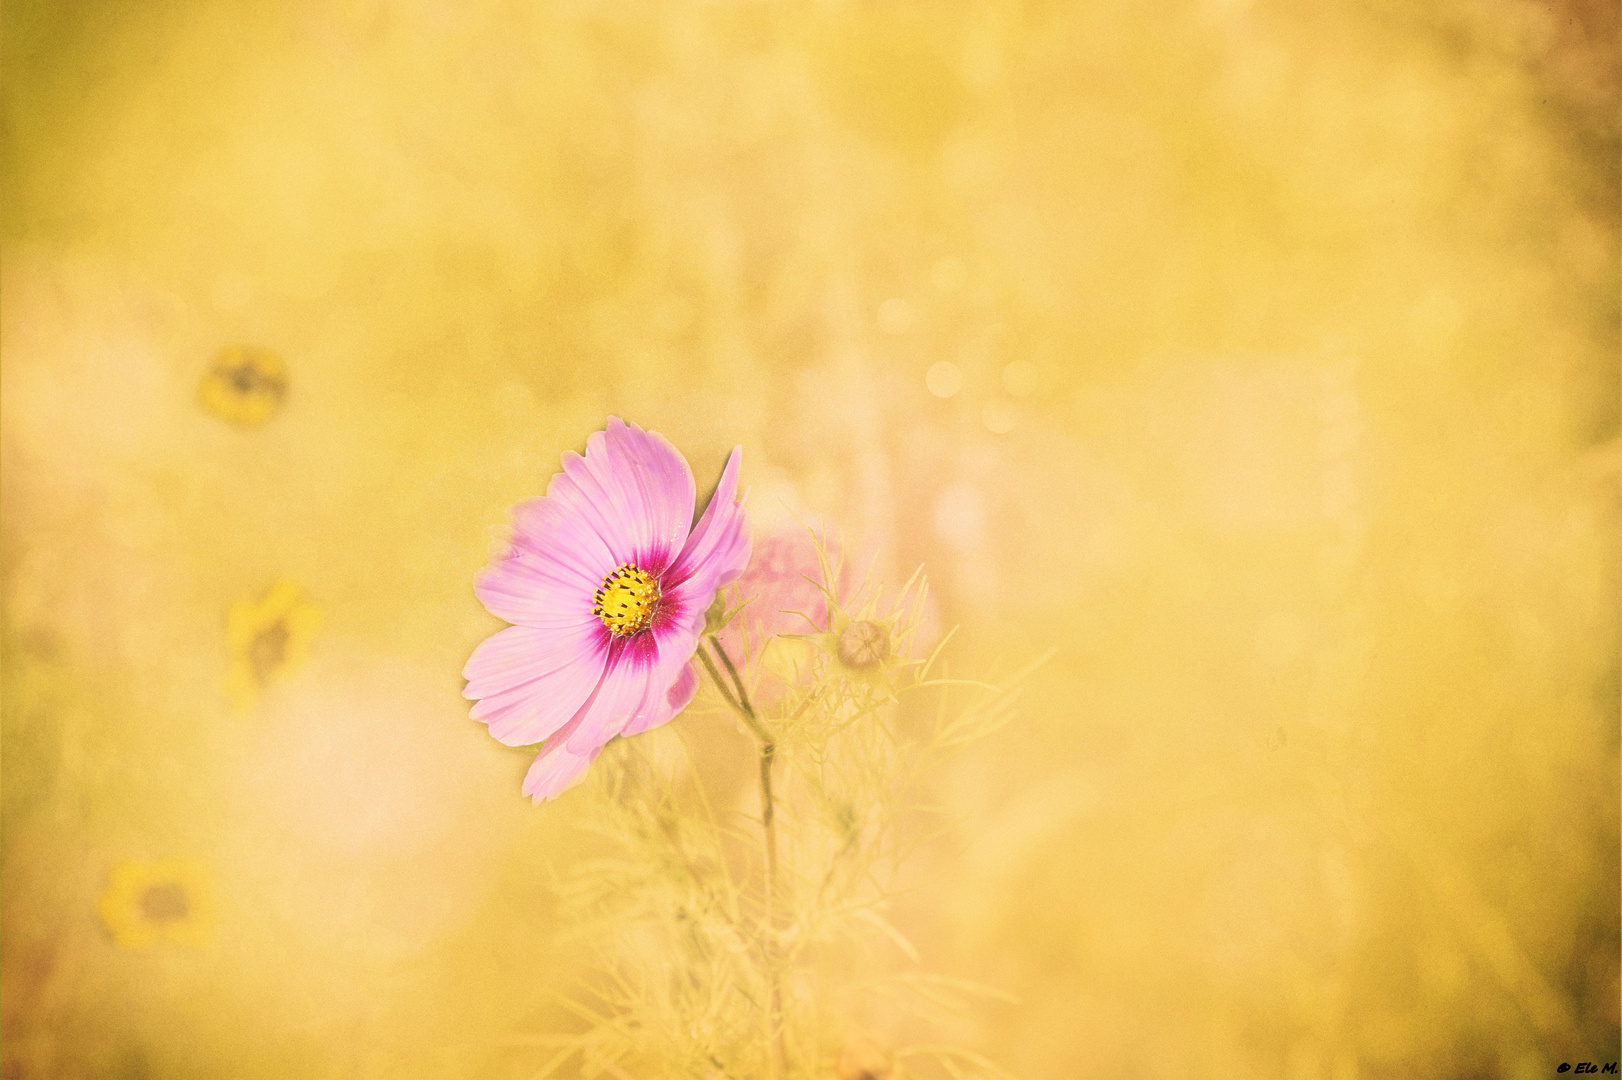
[836,620,889,669]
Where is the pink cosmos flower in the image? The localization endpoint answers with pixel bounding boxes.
[463,418,751,802]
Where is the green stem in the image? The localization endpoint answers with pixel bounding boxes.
[697,636,783,1077]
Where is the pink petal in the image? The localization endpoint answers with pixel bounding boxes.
[522,727,607,802]
[476,495,617,629]
[646,565,705,641]
[663,457,751,633]
[667,446,751,595]
[510,494,617,579]
[603,418,699,567]
[524,648,700,801]
[462,622,611,747]
[665,507,749,618]
[619,660,700,738]
[550,419,695,574]
[562,619,698,753]
[558,654,649,753]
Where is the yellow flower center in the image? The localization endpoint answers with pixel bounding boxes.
[139,882,190,923]
[248,620,290,686]
[592,564,660,637]
[197,344,288,427]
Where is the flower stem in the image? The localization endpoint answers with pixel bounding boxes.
[698,636,784,1077]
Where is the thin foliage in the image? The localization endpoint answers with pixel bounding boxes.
[515,530,1037,1079]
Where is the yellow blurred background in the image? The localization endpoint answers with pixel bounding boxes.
[3,0,1617,1076]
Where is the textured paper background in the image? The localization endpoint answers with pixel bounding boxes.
[3,1,1617,1076]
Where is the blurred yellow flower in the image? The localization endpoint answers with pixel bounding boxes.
[226,580,321,712]
[96,857,216,949]
[197,344,287,426]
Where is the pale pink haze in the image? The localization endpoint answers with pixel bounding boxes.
[720,525,942,662]
[463,418,751,801]
[718,526,846,657]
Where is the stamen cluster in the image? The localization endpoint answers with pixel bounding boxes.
[592,564,660,637]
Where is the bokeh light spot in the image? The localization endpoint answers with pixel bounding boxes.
[931,256,967,291]
[877,297,914,335]
[1001,359,1037,397]
[982,397,1016,434]
[925,361,962,398]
